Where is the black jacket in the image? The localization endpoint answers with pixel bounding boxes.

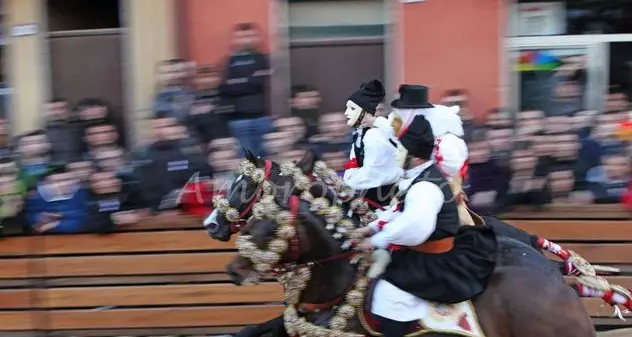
[136,140,213,211]
[220,51,269,119]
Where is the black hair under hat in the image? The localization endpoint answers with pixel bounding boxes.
[347,80,385,114]
[399,115,435,160]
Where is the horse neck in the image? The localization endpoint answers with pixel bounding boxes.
[296,208,356,305]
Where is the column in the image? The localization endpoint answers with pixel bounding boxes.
[124,0,177,144]
[4,0,47,134]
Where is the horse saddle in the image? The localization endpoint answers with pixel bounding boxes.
[359,280,486,337]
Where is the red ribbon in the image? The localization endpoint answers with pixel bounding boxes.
[343,158,359,170]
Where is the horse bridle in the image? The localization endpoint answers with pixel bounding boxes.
[212,160,273,233]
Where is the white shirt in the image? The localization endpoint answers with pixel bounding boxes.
[368,161,447,322]
[343,128,403,190]
[368,161,444,249]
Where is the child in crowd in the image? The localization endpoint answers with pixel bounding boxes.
[25,165,88,234]
[87,171,140,233]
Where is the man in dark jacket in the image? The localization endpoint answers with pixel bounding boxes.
[136,116,213,214]
[44,98,81,163]
[220,22,272,157]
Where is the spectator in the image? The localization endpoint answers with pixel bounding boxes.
[274,117,307,145]
[153,59,196,123]
[310,113,352,156]
[546,164,577,203]
[468,128,510,214]
[0,159,26,236]
[25,165,88,234]
[67,161,94,186]
[82,123,121,160]
[209,137,238,154]
[208,145,239,192]
[136,116,212,214]
[43,98,81,163]
[516,110,544,136]
[290,85,321,138]
[92,148,125,173]
[548,77,583,117]
[503,141,549,208]
[263,131,295,161]
[441,89,475,138]
[188,66,230,143]
[87,171,139,233]
[15,130,60,190]
[220,22,272,157]
[585,148,631,204]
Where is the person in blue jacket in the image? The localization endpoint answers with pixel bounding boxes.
[25,165,88,234]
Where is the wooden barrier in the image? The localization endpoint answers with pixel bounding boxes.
[0,209,630,336]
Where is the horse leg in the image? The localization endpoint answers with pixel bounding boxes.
[474,266,595,337]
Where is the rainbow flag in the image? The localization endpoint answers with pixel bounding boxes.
[515,50,561,72]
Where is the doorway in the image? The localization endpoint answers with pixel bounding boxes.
[46,0,127,145]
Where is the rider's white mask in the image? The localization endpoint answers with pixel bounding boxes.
[344,100,364,127]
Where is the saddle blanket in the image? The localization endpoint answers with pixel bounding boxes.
[361,298,485,337]
[418,301,485,337]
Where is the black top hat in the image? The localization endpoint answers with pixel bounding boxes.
[347,80,386,114]
[391,85,434,109]
[399,115,435,160]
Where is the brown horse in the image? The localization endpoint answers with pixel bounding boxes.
[226,198,596,337]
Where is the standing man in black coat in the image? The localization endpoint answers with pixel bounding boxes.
[220,22,272,157]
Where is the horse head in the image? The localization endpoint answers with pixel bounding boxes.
[226,195,357,289]
[204,149,319,242]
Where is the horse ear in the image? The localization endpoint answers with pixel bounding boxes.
[244,148,258,165]
[297,148,318,174]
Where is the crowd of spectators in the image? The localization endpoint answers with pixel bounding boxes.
[461,87,632,215]
[0,22,630,237]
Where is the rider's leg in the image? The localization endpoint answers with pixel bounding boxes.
[374,315,415,337]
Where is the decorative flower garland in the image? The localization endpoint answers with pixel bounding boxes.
[235,194,372,337]
[212,160,274,223]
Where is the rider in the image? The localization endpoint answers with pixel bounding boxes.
[361,84,474,225]
[357,114,497,337]
[342,80,403,209]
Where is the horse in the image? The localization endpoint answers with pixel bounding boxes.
[204,153,624,336]
[225,195,596,337]
[205,151,603,278]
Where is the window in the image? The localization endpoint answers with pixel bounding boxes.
[512,0,632,36]
[47,0,120,31]
[288,0,386,39]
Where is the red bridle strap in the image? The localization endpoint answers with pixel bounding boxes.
[288,195,301,262]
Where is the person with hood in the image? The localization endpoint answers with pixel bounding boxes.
[361,84,474,225]
[355,115,497,337]
[342,80,403,209]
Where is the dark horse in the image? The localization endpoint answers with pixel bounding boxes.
[202,152,604,337]
[205,150,579,276]
[225,195,596,337]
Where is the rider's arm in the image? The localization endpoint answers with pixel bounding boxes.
[370,181,444,249]
[343,129,403,190]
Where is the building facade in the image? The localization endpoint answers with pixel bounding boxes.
[5,0,630,140]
